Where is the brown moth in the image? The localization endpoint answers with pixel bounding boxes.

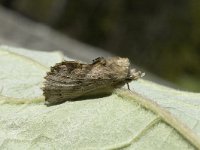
[43,57,144,105]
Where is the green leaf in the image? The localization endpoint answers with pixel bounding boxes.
[0,45,63,103]
[0,46,200,150]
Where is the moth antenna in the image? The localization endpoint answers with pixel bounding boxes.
[126,83,130,90]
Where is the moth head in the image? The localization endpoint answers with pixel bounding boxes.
[106,57,145,80]
[126,69,145,81]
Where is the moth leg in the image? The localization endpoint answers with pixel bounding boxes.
[0,86,3,94]
[126,83,130,90]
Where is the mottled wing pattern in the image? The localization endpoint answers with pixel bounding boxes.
[43,57,130,104]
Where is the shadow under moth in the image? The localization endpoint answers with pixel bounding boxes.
[43,57,145,105]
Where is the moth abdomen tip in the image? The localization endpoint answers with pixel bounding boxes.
[44,101,51,106]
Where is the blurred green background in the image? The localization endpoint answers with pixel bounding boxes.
[0,0,200,92]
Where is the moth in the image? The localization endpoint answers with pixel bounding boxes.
[43,57,144,105]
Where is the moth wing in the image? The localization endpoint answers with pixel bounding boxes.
[43,57,130,105]
[43,79,114,105]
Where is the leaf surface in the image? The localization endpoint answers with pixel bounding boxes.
[0,46,200,150]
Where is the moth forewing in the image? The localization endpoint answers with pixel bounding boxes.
[43,57,144,105]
